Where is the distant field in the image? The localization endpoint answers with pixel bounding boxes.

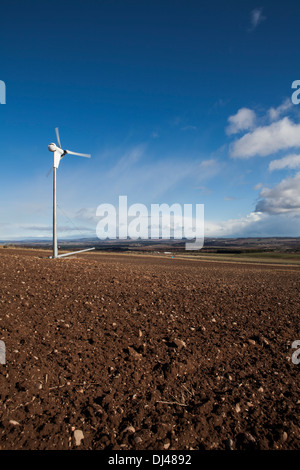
[1,244,300,266]
[176,251,300,266]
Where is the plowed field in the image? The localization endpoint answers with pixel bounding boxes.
[0,249,299,450]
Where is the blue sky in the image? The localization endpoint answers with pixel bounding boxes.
[1,0,300,240]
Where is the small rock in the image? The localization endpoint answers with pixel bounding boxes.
[163,442,170,449]
[248,339,256,345]
[124,426,136,434]
[246,433,256,442]
[225,438,234,450]
[282,432,288,442]
[74,429,84,446]
[9,420,20,426]
[134,436,142,444]
[128,347,142,360]
[258,386,264,393]
[173,339,186,349]
[235,403,241,413]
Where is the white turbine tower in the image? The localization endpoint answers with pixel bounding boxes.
[48,127,95,259]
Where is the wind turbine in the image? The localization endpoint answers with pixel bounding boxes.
[48,127,95,259]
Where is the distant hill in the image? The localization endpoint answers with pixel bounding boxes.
[1,237,300,254]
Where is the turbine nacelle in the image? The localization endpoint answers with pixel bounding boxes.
[48,143,57,152]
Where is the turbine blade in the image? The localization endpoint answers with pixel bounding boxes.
[55,127,62,148]
[46,165,54,177]
[66,150,91,158]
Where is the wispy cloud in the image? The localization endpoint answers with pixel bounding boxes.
[268,98,293,121]
[249,8,266,31]
[194,185,212,195]
[23,224,94,234]
[181,125,197,131]
[151,131,159,139]
[269,154,300,171]
[95,146,221,203]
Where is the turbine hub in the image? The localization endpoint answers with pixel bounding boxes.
[48,143,56,152]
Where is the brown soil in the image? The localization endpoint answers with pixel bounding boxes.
[0,248,299,450]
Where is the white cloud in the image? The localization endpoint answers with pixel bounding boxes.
[268,98,293,121]
[256,172,300,214]
[206,210,300,237]
[205,212,264,237]
[269,154,300,171]
[249,8,266,31]
[226,108,256,135]
[230,117,300,158]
